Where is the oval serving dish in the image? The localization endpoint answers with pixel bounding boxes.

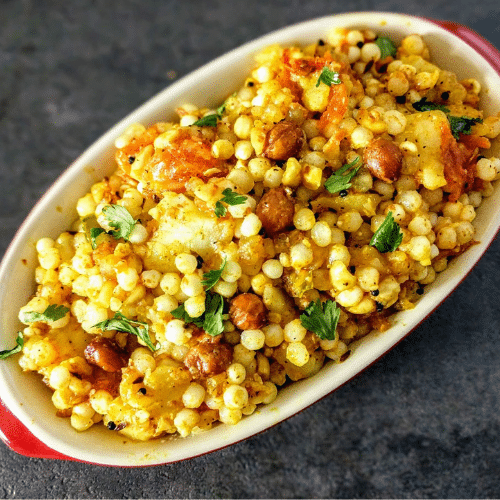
[0,12,499,466]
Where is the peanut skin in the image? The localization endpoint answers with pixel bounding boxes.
[363,137,403,183]
[84,337,128,373]
[263,120,304,161]
[229,293,267,331]
[256,187,294,235]
[184,339,233,378]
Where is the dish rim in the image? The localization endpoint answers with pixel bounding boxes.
[0,11,499,466]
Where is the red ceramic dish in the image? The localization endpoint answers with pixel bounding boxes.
[0,13,499,465]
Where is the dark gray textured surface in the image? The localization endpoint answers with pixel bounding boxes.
[1,0,500,498]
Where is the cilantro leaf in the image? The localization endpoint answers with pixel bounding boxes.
[172,260,227,334]
[202,292,225,337]
[324,156,361,194]
[448,115,482,140]
[171,304,204,328]
[412,98,483,140]
[0,332,24,359]
[22,304,69,324]
[370,211,403,253]
[193,114,218,127]
[214,201,227,218]
[220,188,246,206]
[93,312,156,352]
[193,101,227,127]
[171,292,225,336]
[316,66,341,87]
[375,36,397,59]
[202,259,226,291]
[102,205,136,241]
[90,227,106,249]
[216,102,226,117]
[412,98,450,113]
[300,299,340,341]
[214,188,247,218]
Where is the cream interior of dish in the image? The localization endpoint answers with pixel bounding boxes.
[15,27,500,441]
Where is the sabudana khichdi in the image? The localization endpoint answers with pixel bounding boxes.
[3,27,500,441]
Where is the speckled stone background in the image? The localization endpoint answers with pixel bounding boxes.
[1,0,500,498]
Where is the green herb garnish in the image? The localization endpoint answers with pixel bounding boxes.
[102,205,136,241]
[22,304,69,324]
[374,36,397,59]
[412,97,450,113]
[193,114,218,127]
[324,156,361,194]
[193,101,227,127]
[170,303,204,328]
[0,332,24,359]
[412,98,483,140]
[201,292,225,337]
[216,101,227,117]
[447,115,483,140]
[370,211,403,253]
[172,256,228,337]
[214,188,247,217]
[316,66,341,87]
[202,259,226,291]
[90,227,107,249]
[300,299,340,341]
[170,253,229,336]
[171,292,225,337]
[93,312,156,352]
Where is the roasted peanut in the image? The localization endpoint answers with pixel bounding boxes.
[184,338,233,378]
[84,337,128,373]
[256,187,294,235]
[229,293,267,330]
[91,367,122,396]
[363,137,403,183]
[263,120,304,160]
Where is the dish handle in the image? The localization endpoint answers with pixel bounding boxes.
[0,399,70,460]
[430,19,500,73]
